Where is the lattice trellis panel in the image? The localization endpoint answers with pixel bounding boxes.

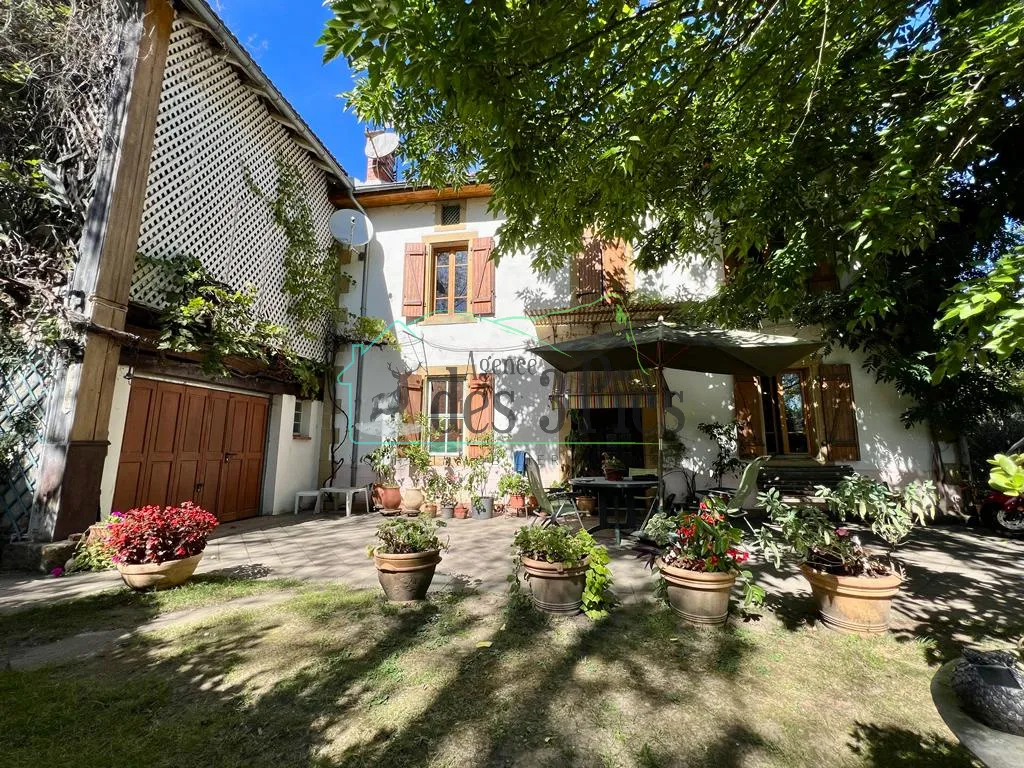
[131,19,336,360]
[1,353,50,540]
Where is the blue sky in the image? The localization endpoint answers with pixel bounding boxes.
[213,0,367,179]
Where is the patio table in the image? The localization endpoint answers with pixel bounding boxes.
[569,476,658,544]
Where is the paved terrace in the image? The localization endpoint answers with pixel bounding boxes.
[0,511,1021,654]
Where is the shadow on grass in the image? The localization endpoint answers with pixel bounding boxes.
[848,722,978,767]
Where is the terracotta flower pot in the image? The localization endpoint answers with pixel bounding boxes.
[800,564,903,634]
[116,553,203,591]
[526,494,539,511]
[575,495,596,513]
[659,559,737,627]
[421,502,438,518]
[453,503,469,519]
[604,469,624,481]
[507,494,526,511]
[373,484,402,511]
[522,556,589,615]
[401,487,425,513]
[373,549,441,601]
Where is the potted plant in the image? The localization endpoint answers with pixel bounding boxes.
[635,496,763,627]
[369,516,448,602]
[755,474,937,634]
[422,469,446,517]
[601,452,627,481]
[466,433,506,519]
[399,440,431,514]
[362,437,401,512]
[497,471,529,515]
[511,525,614,617]
[104,502,219,591]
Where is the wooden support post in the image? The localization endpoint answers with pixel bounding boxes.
[30,0,174,541]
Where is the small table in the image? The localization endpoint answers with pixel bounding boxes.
[569,476,659,543]
[319,486,369,517]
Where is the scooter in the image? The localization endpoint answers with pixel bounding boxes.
[977,437,1024,536]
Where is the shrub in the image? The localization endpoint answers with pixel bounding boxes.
[104,502,219,565]
[373,517,448,555]
[496,472,529,498]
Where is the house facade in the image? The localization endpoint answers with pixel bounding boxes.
[336,165,953,503]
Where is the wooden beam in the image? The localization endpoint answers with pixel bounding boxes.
[31,0,175,542]
[340,183,493,209]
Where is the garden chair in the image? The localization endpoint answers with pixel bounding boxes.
[525,455,583,528]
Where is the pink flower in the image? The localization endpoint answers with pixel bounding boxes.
[836,527,850,537]
[50,566,64,577]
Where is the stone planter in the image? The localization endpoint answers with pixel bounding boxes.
[439,505,455,520]
[473,496,494,519]
[575,495,596,514]
[116,553,203,591]
[522,555,589,615]
[373,484,402,511]
[659,559,736,627]
[401,487,425,513]
[373,549,441,602]
[800,564,903,634]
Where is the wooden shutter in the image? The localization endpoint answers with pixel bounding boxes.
[723,249,741,283]
[601,238,630,302]
[573,235,604,304]
[470,237,495,315]
[808,259,839,294]
[399,372,424,443]
[819,364,860,461]
[733,377,765,458]
[466,373,493,458]
[402,243,426,320]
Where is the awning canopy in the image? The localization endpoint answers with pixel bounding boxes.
[550,368,668,410]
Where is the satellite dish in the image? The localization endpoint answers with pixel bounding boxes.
[364,131,399,158]
[329,209,373,247]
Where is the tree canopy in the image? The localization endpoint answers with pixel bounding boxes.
[321,0,1024,430]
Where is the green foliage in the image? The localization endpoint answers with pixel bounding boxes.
[399,440,432,486]
[987,453,1024,497]
[935,246,1024,380]
[321,0,1024,430]
[697,421,743,486]
[372,516,448,555]
[68,524,114,573]
[339,315,398,348]
[510,525,614,619]
[755,474,938,576]
[496,472,529,498]
[362,426,399,486]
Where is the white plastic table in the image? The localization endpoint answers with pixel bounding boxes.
[319,486,369,517]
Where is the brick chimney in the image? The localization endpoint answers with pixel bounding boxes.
[365,130,396,184]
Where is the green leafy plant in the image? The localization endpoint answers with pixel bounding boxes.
[755,474,938,577]
[399,439,432,488]
[496,472,529,498]
[362,429,398,486]
[510,525,614,619]
[697,421,744,487]
[371,516,448,555]
[68,523,114,573]
[988,453,1024,497]
[637,497,763,607]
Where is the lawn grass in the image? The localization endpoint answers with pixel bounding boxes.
[0,572,302,648]
[0,584,978,768]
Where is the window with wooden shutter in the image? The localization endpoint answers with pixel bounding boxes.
[733,376,766,458]
[470,237,495,316]
[818,364,860,461]
[403,243,426,320]
[398,372,424,443]
[466,373,493,458]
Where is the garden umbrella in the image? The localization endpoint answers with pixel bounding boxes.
[527,319,822,514]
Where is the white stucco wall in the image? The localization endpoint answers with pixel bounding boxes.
[337,195,938,496]
[262,394,323,514]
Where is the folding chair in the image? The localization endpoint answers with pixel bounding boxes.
[525,455,583,528]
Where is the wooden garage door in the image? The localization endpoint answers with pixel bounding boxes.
[112,379,268,522]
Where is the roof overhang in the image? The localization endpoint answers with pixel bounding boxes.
[341,182,493,209]
[177,0,353,193]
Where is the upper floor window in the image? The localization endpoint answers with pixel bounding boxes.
[432,245,469,315]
